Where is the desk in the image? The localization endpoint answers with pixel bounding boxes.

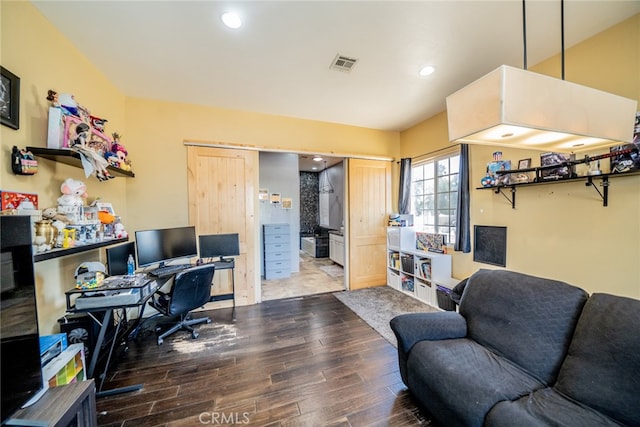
[64,275,165,396]
[207,259,236,321]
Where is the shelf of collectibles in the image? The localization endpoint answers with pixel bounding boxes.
[386,227,455,308]
[30,90,134,181]
[476,140,640,208]
[31,177,130,262]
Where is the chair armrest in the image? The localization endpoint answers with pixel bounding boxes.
[390,311,467,354]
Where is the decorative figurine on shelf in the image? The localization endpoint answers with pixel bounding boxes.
[89,115,108,133]
[46,89,59,107]
[42,207,70,224]
[480,174,496,187]
[107,133,132,171]
[57,178,87,223]
[70,122,113,181]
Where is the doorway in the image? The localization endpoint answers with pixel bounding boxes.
[260,152,346,301]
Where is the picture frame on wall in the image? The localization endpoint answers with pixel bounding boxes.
[0,66,20,130]
[518,158,532,170]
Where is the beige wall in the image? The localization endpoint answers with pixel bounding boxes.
[2,2,400,332]
[124,98,399,234]
[1,1,128,333]
[399,14,640,299]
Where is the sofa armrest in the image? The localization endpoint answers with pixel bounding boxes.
[390,311,467,354]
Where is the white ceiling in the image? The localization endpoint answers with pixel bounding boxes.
[31,1,638,135]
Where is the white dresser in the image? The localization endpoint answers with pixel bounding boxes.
[263,224,290,279]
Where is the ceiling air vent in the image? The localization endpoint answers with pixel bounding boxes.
[330,54,358,73]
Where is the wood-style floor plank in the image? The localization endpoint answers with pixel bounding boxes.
[97,293,432,426]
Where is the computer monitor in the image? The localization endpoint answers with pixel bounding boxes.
[106,241,136,276]
[199,233,240,261]
[135,226,198,267]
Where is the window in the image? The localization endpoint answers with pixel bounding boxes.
[411,152,460,244]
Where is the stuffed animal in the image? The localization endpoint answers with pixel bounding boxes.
[57,178,87,223]
[43,207,70,224]
[114,222,128,239]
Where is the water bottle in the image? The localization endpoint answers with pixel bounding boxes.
[127,254,135,276]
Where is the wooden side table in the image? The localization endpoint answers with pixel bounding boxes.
[6,380,97,427]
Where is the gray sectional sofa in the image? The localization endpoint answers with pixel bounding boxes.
[390,269,640,427]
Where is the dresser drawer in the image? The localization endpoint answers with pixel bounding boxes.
[264,234,289,244]
[265,250,289,261]
[263,224,289,235]
[264,268,290,280]
[265,242,288,252]
[265,259,288,271]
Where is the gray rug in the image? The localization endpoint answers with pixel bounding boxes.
[333,286,438,347]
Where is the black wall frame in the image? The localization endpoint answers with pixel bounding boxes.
[473,225,507,267]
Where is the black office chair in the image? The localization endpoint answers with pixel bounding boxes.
[149,264,215,345]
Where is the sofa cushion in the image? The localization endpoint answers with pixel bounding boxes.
[390,311,467,384]
[459,269,588,385]
[554,293,640,426]
[485,388,623,427]
[407,338,545,427]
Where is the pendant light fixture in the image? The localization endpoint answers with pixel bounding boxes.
[446,0,637,153]
[319,161,334,194]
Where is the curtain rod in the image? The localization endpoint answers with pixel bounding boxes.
[397,145,459,163]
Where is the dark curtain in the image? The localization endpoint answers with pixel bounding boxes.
[398,158,412,214]
[455,144,471,253]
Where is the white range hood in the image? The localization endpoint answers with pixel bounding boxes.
[446,65,637,153]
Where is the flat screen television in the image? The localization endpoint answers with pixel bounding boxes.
[1,216,45,423]
[199,233,240,261]
[135,226,198,267]
[106,241,136,276]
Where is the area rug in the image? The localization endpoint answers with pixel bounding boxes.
[319,265,344,277]
[333,286,438,347]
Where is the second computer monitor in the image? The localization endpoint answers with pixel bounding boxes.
[106,241,136,276]
[199,233,240,260]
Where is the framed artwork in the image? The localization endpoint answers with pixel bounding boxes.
[1,66,20,130]
[518,158,532,170]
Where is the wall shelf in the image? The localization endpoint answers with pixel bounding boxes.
[27,147,135,178]
[477,169,640,208]
[34,237,128,262]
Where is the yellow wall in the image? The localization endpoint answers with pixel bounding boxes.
[400,14,640,299]
[123,98,399,234]
[2,2,400,332]
[1,1,128,333]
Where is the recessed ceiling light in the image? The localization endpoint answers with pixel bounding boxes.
[221,12,242,29]
[418,65,435,77]
[313,156,323,162]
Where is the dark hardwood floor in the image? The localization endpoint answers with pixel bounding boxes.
[96,293,432,426]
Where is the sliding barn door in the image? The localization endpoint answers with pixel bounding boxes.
[348,158,392,290]
[187,146,258,306]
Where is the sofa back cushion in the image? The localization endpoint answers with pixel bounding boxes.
[555,293,640,426]
[459,269,588,385]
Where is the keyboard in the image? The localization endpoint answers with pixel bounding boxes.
[149,264,189,278]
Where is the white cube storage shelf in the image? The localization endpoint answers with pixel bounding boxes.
[386,227,455,308]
